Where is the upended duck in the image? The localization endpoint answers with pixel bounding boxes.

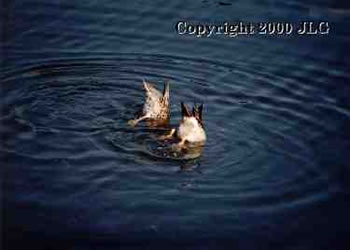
[128,80,170,127]
[161,102,206,146]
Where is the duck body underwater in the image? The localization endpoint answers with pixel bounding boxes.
[161,102,206,147]
[128,80,207,156]
[177,102,206,144]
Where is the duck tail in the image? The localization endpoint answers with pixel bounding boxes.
[162,80,170,104]
[181,102,191,118]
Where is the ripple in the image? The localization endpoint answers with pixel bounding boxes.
[2,52,345,232]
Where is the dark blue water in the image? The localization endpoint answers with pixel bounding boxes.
[2,0,350,249]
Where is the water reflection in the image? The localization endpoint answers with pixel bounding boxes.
[162,140,205,170]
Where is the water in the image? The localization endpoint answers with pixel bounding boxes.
[2,0,349,249]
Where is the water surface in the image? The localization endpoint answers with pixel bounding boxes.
[2,0,350,249]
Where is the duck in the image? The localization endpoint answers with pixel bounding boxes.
[161,102,206,147]
[128,80,170,127]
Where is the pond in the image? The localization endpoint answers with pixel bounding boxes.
[2,0,349,249]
